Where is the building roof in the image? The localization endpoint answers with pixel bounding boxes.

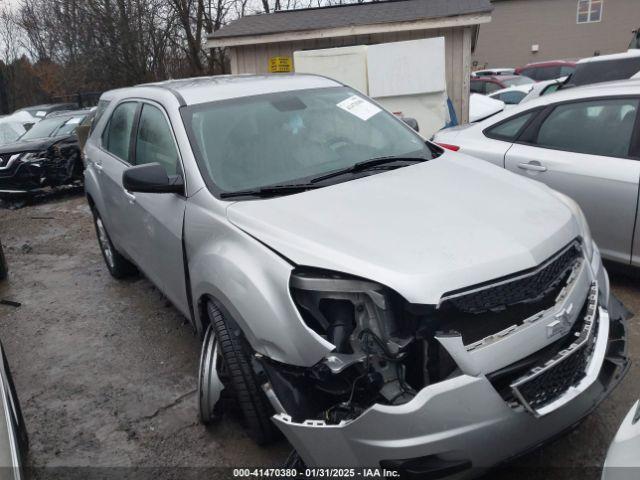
[209,0,492,43]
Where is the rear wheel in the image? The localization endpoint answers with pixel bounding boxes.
[206,301,279,445]
[91,209,136,279]
[0,240,7,281]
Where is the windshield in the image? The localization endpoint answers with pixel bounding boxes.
[20,115,85,141]
[181,87,432,194]
[503,76,534,86]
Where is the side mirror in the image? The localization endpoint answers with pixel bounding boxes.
[122,163,184,195]
[23,122,34,132]
[401,117,419,132]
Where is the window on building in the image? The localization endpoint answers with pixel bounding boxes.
[577,0,603,24]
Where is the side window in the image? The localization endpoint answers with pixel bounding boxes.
[499,91,527,105]
[485,82,501,94]
[521,68,537,81]
[90,100,111,134]
[485,111,537,141]
[541,83,561,96]
[559,65,575,77]
[103,102,138,162]
[535,99,638,157]
[135,104,180,175]
[536,66,561,81]
[470,81,485,94]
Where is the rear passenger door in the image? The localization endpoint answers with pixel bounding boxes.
[127,102,189,316]
[98,101,139,254]
[504,97,640,264]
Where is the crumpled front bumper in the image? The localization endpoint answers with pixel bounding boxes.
[274,262,630,476]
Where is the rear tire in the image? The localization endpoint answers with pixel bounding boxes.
[0,240,7,281]
[91,209,137,279]
[206,301,279,445]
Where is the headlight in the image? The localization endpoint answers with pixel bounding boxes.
[290,269,394,355]
[549,190,593,261]
[20,151,48,163]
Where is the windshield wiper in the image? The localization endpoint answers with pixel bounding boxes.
[220,183,321,199]
[309,156,427,184]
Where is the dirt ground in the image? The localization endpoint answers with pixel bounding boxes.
[0,192,638,479]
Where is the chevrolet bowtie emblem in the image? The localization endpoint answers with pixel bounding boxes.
[547,303,574,339]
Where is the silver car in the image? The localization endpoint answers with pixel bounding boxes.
[434,79,640,267]
[84,75,629,475]
[0,341,28,480]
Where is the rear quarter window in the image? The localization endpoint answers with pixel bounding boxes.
[484,110,537,141]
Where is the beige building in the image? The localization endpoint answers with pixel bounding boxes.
[206,0,493,123]
[473,0,640,69]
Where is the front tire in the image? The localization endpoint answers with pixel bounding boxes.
[206,302,279,445]
[91,209,137,279]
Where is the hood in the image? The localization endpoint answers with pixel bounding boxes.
[227,154,580,304]
[0,137,55,155]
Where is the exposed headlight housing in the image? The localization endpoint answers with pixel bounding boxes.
[290,268,396,356]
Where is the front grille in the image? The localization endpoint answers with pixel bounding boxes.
[444,242,581,314]
[510,283,599,414]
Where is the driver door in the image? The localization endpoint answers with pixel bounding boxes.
[125,102,189,316]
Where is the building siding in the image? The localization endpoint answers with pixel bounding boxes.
[228,26,472,123]
[473,0,640,69]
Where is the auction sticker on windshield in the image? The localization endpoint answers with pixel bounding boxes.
[337,95,381,121]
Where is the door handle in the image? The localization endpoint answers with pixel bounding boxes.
[93,160,103,172]
[517,161,547,172]
[123,189,136,204]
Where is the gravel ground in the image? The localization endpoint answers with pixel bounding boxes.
[0,192,638,479]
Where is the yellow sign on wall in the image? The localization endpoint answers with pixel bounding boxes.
[269,56,292,73]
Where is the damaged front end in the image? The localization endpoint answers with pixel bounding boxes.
[261,268,458,425]
[0,144,82,195]
[257,239,629,470]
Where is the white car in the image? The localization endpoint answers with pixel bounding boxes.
[603,400,640,480]
[434,79,640,267]
[488,84,535,107]
[519,76,567,103]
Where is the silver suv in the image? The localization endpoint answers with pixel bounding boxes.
[84,75,629,475]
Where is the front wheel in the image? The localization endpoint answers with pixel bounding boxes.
[91,209,137,279]
[205,301,279,445]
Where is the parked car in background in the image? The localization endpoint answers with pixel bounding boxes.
[434,79,640,267]
[515,60,576,81]
[630,28,639,50]
[0,109,90,196]
[566,50,640,88]
[13,103,78,123]
[470,74,534,95]
[472,68,515,77]
[85,75,628,474]
[0,340,28,478]
[469,93,506,122]
[519,77,567,103]
[0,120,26,147]
[488,84,535,106]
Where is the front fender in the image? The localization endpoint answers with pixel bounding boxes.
[186,193,333,367]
